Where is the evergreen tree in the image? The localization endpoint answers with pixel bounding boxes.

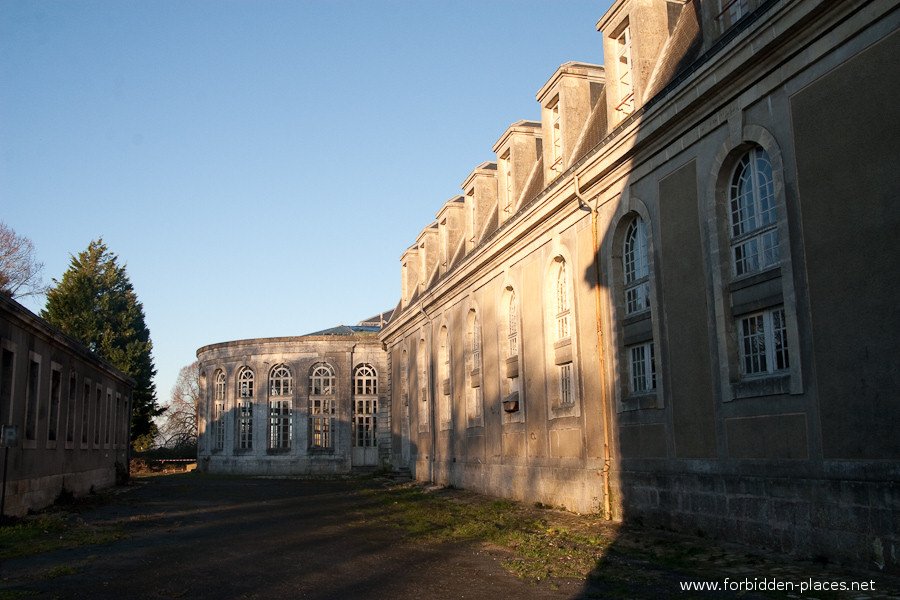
[42,239,162,447]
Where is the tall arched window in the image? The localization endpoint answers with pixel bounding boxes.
[551,257,575,410]
[353,364,377,449]
[238,367,254,398]
[466,309,483,427]
[237,367,253,449]
[708,133,800,399]
[438,326,451,427]
[418,339,429,431]
[507,290,518,358]
[309,363,335,448]
[623,216,656,394]
[213,370,225,451]
[556,260,570,340]
[268,364,292,450]
[730,147,778,278]
[502,285,523,419]
[729,146,787,377]
[624,217,650,315]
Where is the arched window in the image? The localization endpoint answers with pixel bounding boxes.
[466,309,483,427]
[267,365,292,450]
[353,364,378,450]
[556,259,570,340]
[309,363,335,395]
[507,290,518,358]
[418,338,429,431]
[213,370,225,451]
[728,146,788,378]
[501,285,523,420]
[624,217,650,315]
[708,133,800,398]
[238,367,254,398]
[550,257,575,410]
[309,363,335,448]
[354,364,377,396]
[622,215,656,394]
[214,370,225,401]
[730,147,778,278]
[269,364,293,396]
[438,326,451,427]
[236,367,254,449]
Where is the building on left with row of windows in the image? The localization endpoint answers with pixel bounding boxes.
[0,293,134,517]
[195,314,391,474]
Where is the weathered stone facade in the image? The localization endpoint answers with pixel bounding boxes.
[0,294,134,517]
[196,318,391,475]
[378,0,899,573]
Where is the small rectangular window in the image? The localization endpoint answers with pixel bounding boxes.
[105,390,112,446]
[628,341,657,394]
[268,399,291,449]
[238,400,253,449]
[739,306,789,376]
[213,401,225,451]
[48,366,62,444]
[25,357,40,442]
[558,363,574,405]
[66,372,77,447]
[0,348,14,427]
[94,386,102,447]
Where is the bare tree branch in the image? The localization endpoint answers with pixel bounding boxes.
[158,360,200,450]
[0,221,47,299]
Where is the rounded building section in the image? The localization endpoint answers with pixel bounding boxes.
[196,317,390,476]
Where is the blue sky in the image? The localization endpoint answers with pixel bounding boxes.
[1,0,613,412]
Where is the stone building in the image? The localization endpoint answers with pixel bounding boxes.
[0,293,134,517]
[196,314,391,475]
[379,0,899,572]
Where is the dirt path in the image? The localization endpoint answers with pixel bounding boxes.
[1,476,583,599]
[2,474,898,600]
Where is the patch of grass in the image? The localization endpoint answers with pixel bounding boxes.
[0,513,125,560]
[0,591,41,599]
[43,564,80,579]
[362,484,611,582]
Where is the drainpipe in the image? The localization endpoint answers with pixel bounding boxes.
[574,173,613,521]
[418,299,436,484]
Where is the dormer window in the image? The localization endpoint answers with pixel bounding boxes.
[499,151,513,218]
[549,99,563,177]
[615,26,634,119]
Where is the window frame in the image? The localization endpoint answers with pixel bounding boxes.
[706,129,803,401]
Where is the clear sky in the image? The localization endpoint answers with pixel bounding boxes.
[0,0,614,414]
